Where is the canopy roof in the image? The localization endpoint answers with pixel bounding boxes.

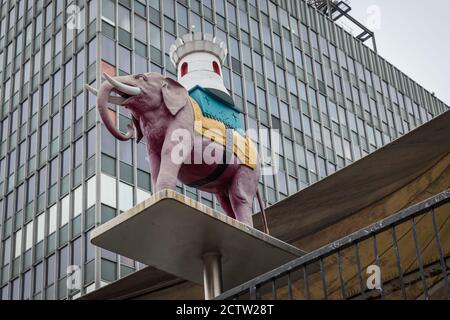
[254,110,450,244]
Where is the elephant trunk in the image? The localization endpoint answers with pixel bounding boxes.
[97,81,134,141]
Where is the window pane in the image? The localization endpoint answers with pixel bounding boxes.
[86,176,96,209]
[118,46,131,73]
[74,186,83,217]
[102,0,116,24]
[37,214,45,242]
[118,182,133,212]
[118,6,131,31]
[14,230,22,258]
[101,174,117,208]
[25,222,33,251]
[48,205,57,234]
[61,195,70,226]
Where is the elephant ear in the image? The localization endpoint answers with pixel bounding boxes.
[162,78,188,116]
[132,116,144,143]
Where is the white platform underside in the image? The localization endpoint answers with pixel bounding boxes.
[91,190,305,291]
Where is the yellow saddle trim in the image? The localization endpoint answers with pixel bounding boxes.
[189,97,257,169]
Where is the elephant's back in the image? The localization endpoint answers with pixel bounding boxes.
[177,137,244,192]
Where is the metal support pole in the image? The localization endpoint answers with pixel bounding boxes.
[372,37,378,53]
[327,0,332,18]
[202,252,223,300]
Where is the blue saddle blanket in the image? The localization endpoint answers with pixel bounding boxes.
[189,85,244,134]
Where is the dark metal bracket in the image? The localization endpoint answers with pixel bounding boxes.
[308,0,378,52]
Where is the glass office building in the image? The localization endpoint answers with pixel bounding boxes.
[0,0,448,300]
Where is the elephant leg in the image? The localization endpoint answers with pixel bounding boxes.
[229,192,254,227]
[154,131,187,192]
[215,192,236,220]
[148,151,161,191]
[228,181,255,228]
[155,158,181,192]
[228,166,260,227]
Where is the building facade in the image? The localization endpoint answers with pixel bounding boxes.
[0,0,448,300]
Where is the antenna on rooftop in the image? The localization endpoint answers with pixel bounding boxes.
[307,0,377,52]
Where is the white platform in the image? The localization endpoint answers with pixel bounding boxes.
[91,190,305,291]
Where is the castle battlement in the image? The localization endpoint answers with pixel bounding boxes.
[169,33,230,99]
[169,33,228,67]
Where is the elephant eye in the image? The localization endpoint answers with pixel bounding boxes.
[134,74,148,81]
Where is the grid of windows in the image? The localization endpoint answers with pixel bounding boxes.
[0,0,448,300]
[0,0,101,300]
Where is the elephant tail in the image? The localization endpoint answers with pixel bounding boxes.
[256,190,270,235]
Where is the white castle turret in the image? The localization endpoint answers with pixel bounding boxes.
[169,33,233,105]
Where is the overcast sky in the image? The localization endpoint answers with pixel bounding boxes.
[339,0,450,105]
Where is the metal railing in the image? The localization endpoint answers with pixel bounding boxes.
[218,189,450,300]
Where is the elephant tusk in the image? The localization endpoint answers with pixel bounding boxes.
[85,84,128,105]
[85,84,98,96]
[103,73,142,96]
[107,96,128,105]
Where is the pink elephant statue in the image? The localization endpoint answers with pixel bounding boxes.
[86,73,268,231]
